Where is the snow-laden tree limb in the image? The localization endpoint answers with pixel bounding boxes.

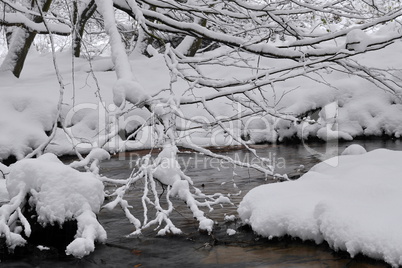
[95,0,151,110]
[103,143,232,236]
[0,12,70,35]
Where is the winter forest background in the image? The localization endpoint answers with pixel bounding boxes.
[1,0,402,266]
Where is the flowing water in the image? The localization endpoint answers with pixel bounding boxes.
[2,139,402,267]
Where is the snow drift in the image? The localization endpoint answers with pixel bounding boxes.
[238,147,402,267]
[0,39,402,161]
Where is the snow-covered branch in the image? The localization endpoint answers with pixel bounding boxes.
[0,12,71,35]
[95,0,152,110]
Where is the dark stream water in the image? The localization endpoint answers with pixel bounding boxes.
[2,139,402,267]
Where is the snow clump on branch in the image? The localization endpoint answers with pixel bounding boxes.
[345,29,370,52]
[0,153,106,258]
[112,78,151,110]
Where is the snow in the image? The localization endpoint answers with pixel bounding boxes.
[95,0,132,79]
[345,29,370,52]
[0,179,7,203]
[37,245,50,251]
[314,102,352,141]
[152,144,231,233]
[0,13,70,35]
[3,153,106,258]
[0,91,57,160]
[153,144,187,186]
[0,6,401,262]
[170,179,215,233]
[96,0,152,111]
[69,148,110,175]
[7,153,104,222]
[0,37,400,160]
[226,228,236,236]
[224,214,236,222]
[317,125,353,141]
[238,147,402,267]
[175,36,197,55]
[341,144,367,155]
[112,78,151,109]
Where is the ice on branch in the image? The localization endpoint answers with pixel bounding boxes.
[0,153,106,258]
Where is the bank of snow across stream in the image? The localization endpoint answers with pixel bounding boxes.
[239,144,402,267]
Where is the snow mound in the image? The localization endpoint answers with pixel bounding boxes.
[341,144,367,155]
[3,153,106,257]
[0,93,56,161]
[238,149,402,267]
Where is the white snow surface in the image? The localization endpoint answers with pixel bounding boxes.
[0,179,8,203]
[238,148,402,267]
[341,144,367,155]
[0,89,57,160]
[0,33,401,160]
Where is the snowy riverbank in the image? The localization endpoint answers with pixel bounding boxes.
[239,145,402,267]
[0,34,402,162]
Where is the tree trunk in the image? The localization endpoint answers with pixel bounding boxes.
[0,0,53,78]
[175,18,207,57]
[72,0,97,58]
[132,4,156,57]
